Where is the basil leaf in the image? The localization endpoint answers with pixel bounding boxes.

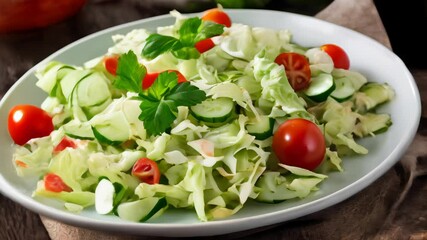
[142,34,181,60]
[195,21,225,42]
[172,47,201,60]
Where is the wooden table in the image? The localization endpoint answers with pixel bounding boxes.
[1,0,426,239]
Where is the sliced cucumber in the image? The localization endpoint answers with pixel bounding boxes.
[60,69,92,101]
[62,120,95,140]
[117,197,168,222]
[355,113,392,137]
[76,72,112,108]
[91,111,131,144]
[190,97,235,124]
[330,77,355,102]
[303,73,335,102]
[246,115,275,140]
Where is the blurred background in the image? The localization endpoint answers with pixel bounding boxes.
[0,0,426,96]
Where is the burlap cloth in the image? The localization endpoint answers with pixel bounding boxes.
[39,0,427,239]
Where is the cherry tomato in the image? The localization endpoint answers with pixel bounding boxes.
[201,8,232,27]
[131,158,160,184]
[8,104,54,145]
[104,55,119,75]
[274,52,312,91]
[142,70,187,90]
[320,44,350,70]
[44,173,72,192]
[272,118,326,171]
[142,72,159,90]
[53,137,77,154]
[195,38,215,53]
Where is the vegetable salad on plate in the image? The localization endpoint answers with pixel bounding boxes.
[8,7,394,222]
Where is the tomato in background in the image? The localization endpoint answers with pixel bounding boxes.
[8,104,54,145]
[131,158,160,184]
[274,52,312,91]
[44,173,72,192]
[272,118,326,171]
[320,44,350,70]
[201,8,232,27]
[0,0,87,33]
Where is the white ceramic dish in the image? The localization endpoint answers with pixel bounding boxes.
[0,9,421,237]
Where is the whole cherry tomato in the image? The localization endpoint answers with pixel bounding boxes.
[201,8,232,27]
[275,52,312,91]
[8,104,54,145]
[320,44,350,70]
[272,118,326,171]
[131,158,160,184]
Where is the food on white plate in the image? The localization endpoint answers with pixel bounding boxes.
[8,7,394,222]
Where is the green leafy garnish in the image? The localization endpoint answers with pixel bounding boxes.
[112,50,207,136]
[142,17,224,60]
[138,71,207,136]
[113,51,146,93]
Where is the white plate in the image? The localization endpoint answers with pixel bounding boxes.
[0,9,421,237]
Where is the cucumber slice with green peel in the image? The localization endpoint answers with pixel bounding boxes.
[246,115,275,140]
[190,97,235,123]
[330,77,356,102]
[117,197,168,222]
[63,120,95,140]
[91,111,131,144]
[60,69,92,101]
[76,72,112,108]
[303,73,335,102]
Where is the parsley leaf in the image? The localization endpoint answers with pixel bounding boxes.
[137,71,206,136]
[141,17,224,60]
[139,96,177,136]
[147,71,178,100]
[113,51,146,93]
[166,82,207,106]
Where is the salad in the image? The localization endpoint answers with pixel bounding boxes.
[7,7,394,222]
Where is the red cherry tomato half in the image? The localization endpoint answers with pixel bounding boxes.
[142,70,187,90]
[44,173,72,192]
[131,158,160,184]
[8,104,54,145]
[195,38,215,53]
[272,118,326,171]
[142,72,160,90]
[275,52,312,91]
[201,8,232,27]
[104,55,119,76]
[53,137,77,154]
[320,44,350,70]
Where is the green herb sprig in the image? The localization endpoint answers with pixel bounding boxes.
[142,17,224,60]
[113,50,207,136]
